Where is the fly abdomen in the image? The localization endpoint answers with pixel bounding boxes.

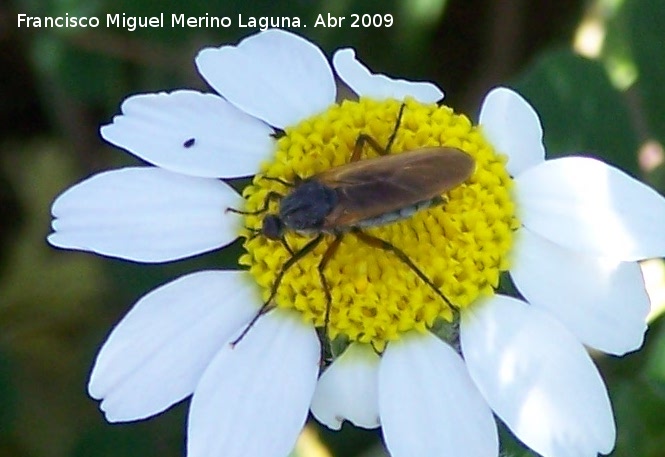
[355,196,444,229]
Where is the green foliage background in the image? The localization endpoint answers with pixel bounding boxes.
[1,0,665,456]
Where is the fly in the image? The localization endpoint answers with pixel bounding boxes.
[227,104,475,345]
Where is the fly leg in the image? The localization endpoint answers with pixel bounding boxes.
[350,102,407,162]
[317,234,343,337]
[230,234,325,347]
[351,228,454,308]
[316,234,343,364]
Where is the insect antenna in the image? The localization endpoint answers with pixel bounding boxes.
[225,191,283,216]
[243,229,294,255]
[350,228,454,308]
[243,226,261,241]
[261,176,294,187]
[230,233,325,347]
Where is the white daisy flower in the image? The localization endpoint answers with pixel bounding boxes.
[48,29,665,457]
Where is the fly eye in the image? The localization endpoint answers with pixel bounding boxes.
[262,215,284,240]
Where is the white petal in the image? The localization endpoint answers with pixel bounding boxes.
[311,343,380,430]
[516,156,665,261]
[511,229,649,355]
[479,87,545,176]
[48,167,242,262]
[100,90,274,178]
[461,296,616,457]
[196,29,335,129]
[379,332,498,457]
[188,309,320,457]
[332,48,444,103]
[89,271,260,422]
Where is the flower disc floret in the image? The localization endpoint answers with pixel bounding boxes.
[239,98,517,350]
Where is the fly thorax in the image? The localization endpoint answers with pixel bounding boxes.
[280,180,338,231]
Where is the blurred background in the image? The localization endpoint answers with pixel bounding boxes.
[1,0,665,456]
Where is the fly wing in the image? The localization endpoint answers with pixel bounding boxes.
[316,147,474,229]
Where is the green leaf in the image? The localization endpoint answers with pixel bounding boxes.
[621,0,665,145]
[645,321,665,387]
[514,49,640,176]
[73,425,156,457]
[0,352,17,433]
[611,378,665,457]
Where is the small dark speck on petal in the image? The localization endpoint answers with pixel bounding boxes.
[183,138,196,148]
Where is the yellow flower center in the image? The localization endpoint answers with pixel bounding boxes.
[238,98,517,351]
